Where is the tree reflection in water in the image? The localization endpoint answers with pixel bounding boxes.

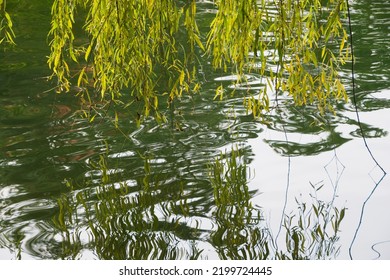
[52,148,346,260]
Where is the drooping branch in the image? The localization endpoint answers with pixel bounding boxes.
[0,0,16,46]
[47,0,351,123]
[48,0,204,124]
[207,0,350,115]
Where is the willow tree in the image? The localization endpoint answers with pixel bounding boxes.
[207,0,350,116]
[0,0,15,45]
[3,0,351,123]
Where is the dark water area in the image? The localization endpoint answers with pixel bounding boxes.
[1,1,390,259]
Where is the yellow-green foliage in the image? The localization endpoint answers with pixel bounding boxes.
[20,0,351,122]
[47,0,203,124]
[0,0,16,45]
[208,0,350,114]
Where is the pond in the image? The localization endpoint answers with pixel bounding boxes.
[0,0,389,260]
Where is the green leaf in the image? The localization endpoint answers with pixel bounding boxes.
[85,44,93,61]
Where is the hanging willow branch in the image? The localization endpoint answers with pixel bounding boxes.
[47,0,203,124]
[46,0,351,123]
[207,0,351,115]
[0,0,16,45]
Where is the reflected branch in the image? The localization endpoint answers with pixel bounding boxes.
[348,171,386,260]
[346,0,387,175]
[50,148,346,260]
[371,240,390,260]
[274,112,292,250]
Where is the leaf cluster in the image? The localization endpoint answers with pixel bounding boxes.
[47,0,204,124]
[43,0,352,123]
[0,0,16,46]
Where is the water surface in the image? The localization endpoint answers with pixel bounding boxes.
[1,0,389,259]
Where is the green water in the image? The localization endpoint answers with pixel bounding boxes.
[1,1,390,260]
